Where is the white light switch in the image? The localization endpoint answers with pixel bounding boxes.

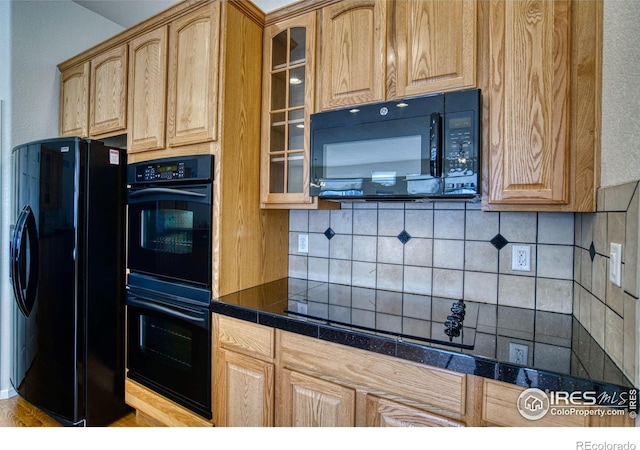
[609,242,622,287]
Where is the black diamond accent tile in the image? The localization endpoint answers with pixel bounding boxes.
[490,233,509,251]
[324,227,335,240]
[589,242,596,261]
[397,230,412,245]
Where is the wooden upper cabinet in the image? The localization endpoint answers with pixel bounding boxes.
[319,0,387,110]
[483,0,599,211]
[394,0,476,97]
[89,44,128,137]
[59,62,89,137]
[261,13,317,207]
[167,2,220,148]
[128,26,168,154]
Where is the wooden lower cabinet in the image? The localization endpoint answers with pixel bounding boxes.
[278,369,356,427]
[211,314,632,428]
[215,349,274,427]
[213,314,276,427]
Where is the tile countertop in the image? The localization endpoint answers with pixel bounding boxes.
[211,277,634,399]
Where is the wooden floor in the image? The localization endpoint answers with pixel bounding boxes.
[0,395,154,427]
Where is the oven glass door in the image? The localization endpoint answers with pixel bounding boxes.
[127,184,212,286]
[127,295,211,419]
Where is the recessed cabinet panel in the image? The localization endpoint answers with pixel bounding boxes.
[395,0,476,97]
[279,369,355,427]
[167,3,220,147]
[319,0,386,110]
[59,62,89,137]
[128,26,168,153]
[486,0,570,205]
[218,349,274,427]
[89,44,128,137]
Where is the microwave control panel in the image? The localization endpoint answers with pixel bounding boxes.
[443,110,477,194]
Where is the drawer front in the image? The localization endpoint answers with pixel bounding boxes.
[216,315,274,360]
[483,379,588,427]
[278,331,466,415]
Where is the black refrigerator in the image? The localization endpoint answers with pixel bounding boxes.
[9,137,131,426]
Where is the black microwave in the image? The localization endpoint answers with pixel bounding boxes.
[310,89,481,200]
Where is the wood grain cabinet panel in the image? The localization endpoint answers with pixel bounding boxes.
[482,379,633,427]
[395,0,476,97]
[59,62,89,137]
[278,369,356,427]
[127,26,168,153]
[125,379,212,427]
[319,0,387,110]
[216,315,275,360]
[487,0,570,206]
[482,0,602,211]
[167,2,220,147]
[215,349,274,427]
[89,44,127,137]
[365,395,464,427]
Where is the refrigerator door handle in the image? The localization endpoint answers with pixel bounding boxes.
[10,206,39,317]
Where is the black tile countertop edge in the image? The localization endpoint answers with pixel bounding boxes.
[210,299,632,401]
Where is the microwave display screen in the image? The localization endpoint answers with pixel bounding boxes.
[324,135,422,179]
[450,117,471,130]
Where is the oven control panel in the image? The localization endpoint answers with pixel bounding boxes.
[128,155,214,184]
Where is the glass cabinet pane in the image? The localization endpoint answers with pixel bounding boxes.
[270,155,285,193]
[271,71,286,110]
[272,31,287,69]
[288,108,304,150]
[289,67,305,108]
[270,112,285,152]
[287,153,304,193]
[290,27,306,65]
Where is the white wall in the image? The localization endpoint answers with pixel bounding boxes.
[0,0,14,400]
[601,0,640,188]
[0,0,123,398]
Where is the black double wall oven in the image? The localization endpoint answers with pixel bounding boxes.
[126,155,214,420]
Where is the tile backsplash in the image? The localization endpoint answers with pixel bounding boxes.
[289,201,575,314]
[574,181,640,387]
[288,185,640,387]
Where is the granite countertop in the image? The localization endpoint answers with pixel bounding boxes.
[211,277,633,398]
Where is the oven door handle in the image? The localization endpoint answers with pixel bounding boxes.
[127,296,209,329]
[128,187,207,199]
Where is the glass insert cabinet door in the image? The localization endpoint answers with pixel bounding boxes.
[261,14,315,206]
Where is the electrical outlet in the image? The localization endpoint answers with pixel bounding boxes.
[509,342,529,365]
[609,242,622,287]
[512,245,531,272]
[298,234,309,253]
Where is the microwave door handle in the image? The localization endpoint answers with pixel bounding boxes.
[128,187,207,199]
[430,112,443,178]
